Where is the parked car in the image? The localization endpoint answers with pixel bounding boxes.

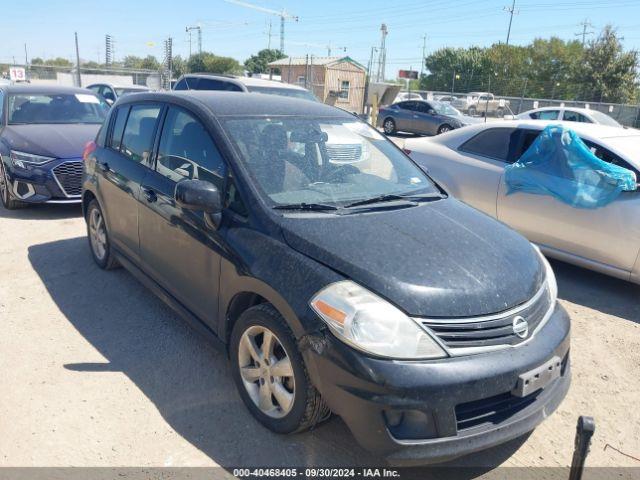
[86,83,150,105]
[0,85,109,209]
[393,92,424,103]
[82,91,569,463]
[453,92,510,117]
[517,106,623,128]
[377,100,477,136]
[406,119,640,283]
[434,94,457,103]
[173,73,317,101]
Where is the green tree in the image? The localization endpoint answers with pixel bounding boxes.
[187,52,242,75]
[244,49,286,74]
[140,55,160,70]
[581,25,638,103]
[171,55,186,78]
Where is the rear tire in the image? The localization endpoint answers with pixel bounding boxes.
[230,303,329,434]
[468,106,477,116]
[86,199,119,270]
[437,124,453,135]
[383,117,396,135]
[0,161,25,210]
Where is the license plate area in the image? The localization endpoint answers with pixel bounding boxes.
[512,356,562,397]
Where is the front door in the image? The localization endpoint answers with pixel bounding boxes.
[138,105,227,328]
[97,103,162,262]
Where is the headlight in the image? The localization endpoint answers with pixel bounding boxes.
[539,250,558,304]
[10,150,55,167]
[310,281,447,359]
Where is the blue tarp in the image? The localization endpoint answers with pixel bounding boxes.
[505,125,637,209]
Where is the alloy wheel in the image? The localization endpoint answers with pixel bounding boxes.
[89,207,107,261]
[383,119,395,134]
[238,325,295,419]
[439,125,451,134]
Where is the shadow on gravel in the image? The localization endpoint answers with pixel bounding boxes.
[28,236,525,478]
[551,259,640,324]
[0,202,82,220]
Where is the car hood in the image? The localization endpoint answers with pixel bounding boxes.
[1,124,100,159]
[280,198,544,317]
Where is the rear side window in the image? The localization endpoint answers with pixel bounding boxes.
[174,78,189,90]
[531,110,559,120]
[156,107,226,188]
[109,106,129,151]
[120,105,162,164]
[582,139,639,177]
[195,78,243,91]
[459,128,517,162]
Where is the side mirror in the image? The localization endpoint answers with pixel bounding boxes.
[428,109,436,115]
[175,179,222,215]
[104,98,114,106]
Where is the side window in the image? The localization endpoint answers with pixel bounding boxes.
[562,110,591,123]
[120,105,162,164]
[156,107,226,189]
[109,105,129,151]
[534,110,560,120]
[174,78,189,90]
[195,78,243,92]
[459,128,517,162]
[582,139,639,177]
[101,87,116,102]
[87,85,101,94]
[400,101,417,111]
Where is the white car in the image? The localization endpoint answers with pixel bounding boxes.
[517,106,622,128]
[405,120,640,283]
[393,92,423,103]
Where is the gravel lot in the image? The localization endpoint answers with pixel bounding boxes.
[0,203,639,475]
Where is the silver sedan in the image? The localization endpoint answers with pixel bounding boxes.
[405,119,640,283]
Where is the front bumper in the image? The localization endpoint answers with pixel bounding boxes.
[2,157,83,204]
[301,303,570,465]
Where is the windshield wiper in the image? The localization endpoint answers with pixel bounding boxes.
[273,202,339,211]
[344,192,445,209]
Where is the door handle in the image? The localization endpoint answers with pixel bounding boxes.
[97,161,110,172]
[142,187,157,203]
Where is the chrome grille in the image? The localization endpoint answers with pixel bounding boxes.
[420,284,552,351]
[52,161,83,197]
[326,144,362,163]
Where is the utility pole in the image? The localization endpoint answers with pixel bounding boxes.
[186,25,202,56]
[367,47,378,79]
[575,19,594,47]
[420,35,427,80]
[267,20,272,50]
[24,44,28,65]
[376,23,388,83]
[504,0,517,46]
[74,32,82,87]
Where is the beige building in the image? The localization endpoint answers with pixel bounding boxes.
[267,56,367,114]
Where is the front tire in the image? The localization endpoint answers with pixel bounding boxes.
[86,199,119,270]
[230,304,329,434]
[437,124,453,135]
[383,117,396,135]
[468,106,477,116]
[0,161,25,210]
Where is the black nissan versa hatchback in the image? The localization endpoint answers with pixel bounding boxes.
[82,91,570,464]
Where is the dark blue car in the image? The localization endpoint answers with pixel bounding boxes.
[0,85,108,209]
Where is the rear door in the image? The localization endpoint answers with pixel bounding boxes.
[393,101,417,132]
[497,129,640,272]
[96,103,162,262]
[448,127,519,217]
[138,105,227,328]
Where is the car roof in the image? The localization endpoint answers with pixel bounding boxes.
[87,83,148,89]
[0,84,96,95]
[526,106,591,113]
[117,91,353,118]
[178,73,308,92]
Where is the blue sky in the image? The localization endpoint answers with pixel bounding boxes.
[3,0,640,73]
